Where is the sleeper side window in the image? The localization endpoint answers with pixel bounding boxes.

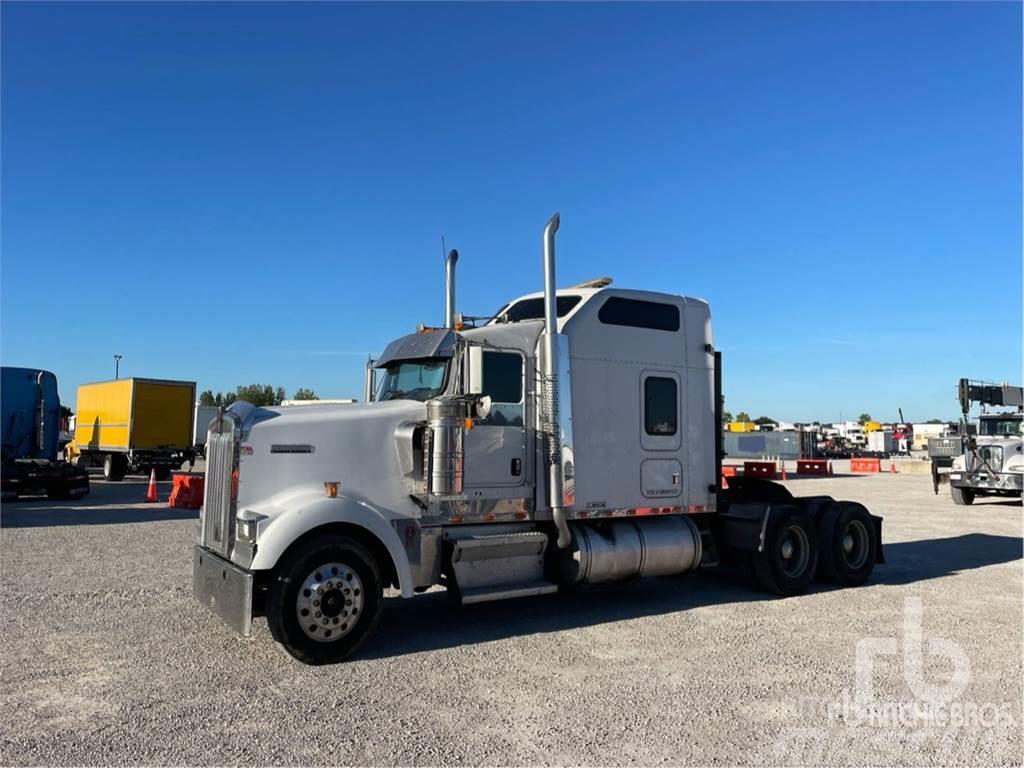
[481,351,524,426]
[599,297,680,332]
[644,376,677,436]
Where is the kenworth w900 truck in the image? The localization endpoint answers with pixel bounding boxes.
[193,214,884,665]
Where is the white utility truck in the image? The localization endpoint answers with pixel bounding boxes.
[193,214,885,664]
[948,379,1023,505]
[837,421,867,448]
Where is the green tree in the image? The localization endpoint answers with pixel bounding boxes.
[754,416,775,426]
[233,384,286,406]
[198,390,217,407]
[292,388,319,401]
[722,410,733,423]
[858,413,873,425]
[735,411,751,422]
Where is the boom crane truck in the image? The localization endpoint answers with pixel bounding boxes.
[946,379,1023,505]
[193,214,885,665]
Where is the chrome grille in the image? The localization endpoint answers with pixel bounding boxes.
[201,420,236,557]
[968,445,1003,473]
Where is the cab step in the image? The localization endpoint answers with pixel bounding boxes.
[449,530,552,603]
[460,580,559,605]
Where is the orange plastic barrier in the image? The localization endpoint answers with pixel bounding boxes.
[850,458,881,473]
[797,459,829,476]
[721,466,738,477]
[169,472,205,509]
[743,461,777,479]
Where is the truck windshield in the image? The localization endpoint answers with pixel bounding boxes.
[979,417,1023,437]
[376,360,448,402]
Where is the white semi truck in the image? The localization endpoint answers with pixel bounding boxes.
[193,214,885,665]
[948,379,1023,505]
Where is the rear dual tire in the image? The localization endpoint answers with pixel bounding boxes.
[750,501,878,594]
[751,508,818,596]
[817,501,876,587]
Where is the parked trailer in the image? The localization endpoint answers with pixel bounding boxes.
[192,214,884,665]
[1,367,90,500]
[866,430,895,456]
[192,405,220,458]
[70,378,196,481]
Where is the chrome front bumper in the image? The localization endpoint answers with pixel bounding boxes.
[949,471,1024,492]
[192,545,253,636]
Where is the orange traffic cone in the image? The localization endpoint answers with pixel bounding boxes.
[721,474,729,489]
[781,460,788,481]
[828,460,834,476]
[145,467,158,503]
[890,460,897,474]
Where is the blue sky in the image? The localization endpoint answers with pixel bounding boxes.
[2,2,1020,421]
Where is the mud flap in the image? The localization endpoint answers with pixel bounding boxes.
[718,502,773,553]
[871,514,885,564]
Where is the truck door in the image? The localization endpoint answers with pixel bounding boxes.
[639,370,684,503]
[464,350,527,489]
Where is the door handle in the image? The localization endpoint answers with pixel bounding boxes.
[511,458,522,476]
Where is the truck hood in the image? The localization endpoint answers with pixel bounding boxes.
[235,400,427,513]
[953,436,1023,472]
[974,436,1022,451]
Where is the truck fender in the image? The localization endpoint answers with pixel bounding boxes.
[250,493,415,597]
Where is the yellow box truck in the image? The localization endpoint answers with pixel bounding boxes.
[69,378,196,481]
[726,421,757,433]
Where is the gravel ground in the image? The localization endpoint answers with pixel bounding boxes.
[1,466,1021,766]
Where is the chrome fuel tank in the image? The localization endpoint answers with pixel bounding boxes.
[562,516,702,584]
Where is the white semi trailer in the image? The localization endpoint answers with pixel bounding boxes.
[193,214,885,664]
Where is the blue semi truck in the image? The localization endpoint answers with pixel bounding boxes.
[1,367,90,500]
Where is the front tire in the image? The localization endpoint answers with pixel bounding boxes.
[266,534,384,665]
[950,485,975,506]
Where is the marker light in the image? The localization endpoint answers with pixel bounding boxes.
[324,481,340,498]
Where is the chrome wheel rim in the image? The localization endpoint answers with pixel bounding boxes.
[295,562,364,642]
[779,525,810,578]
[841,520,870,570]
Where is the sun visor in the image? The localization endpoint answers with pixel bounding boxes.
[375,329,459,368]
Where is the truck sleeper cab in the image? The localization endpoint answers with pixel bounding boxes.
[193,214,884,665]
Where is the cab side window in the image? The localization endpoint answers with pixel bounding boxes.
[644,376,677,436]
[481,351,524,426]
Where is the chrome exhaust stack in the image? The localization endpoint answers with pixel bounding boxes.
[540,213,572,549]
[363,355,375,403]
[444,248,459,328]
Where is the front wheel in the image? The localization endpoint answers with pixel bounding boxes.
[950,485,975,506]
[266,534,384,665]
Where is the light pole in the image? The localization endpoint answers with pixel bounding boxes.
[114,354,122,379]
